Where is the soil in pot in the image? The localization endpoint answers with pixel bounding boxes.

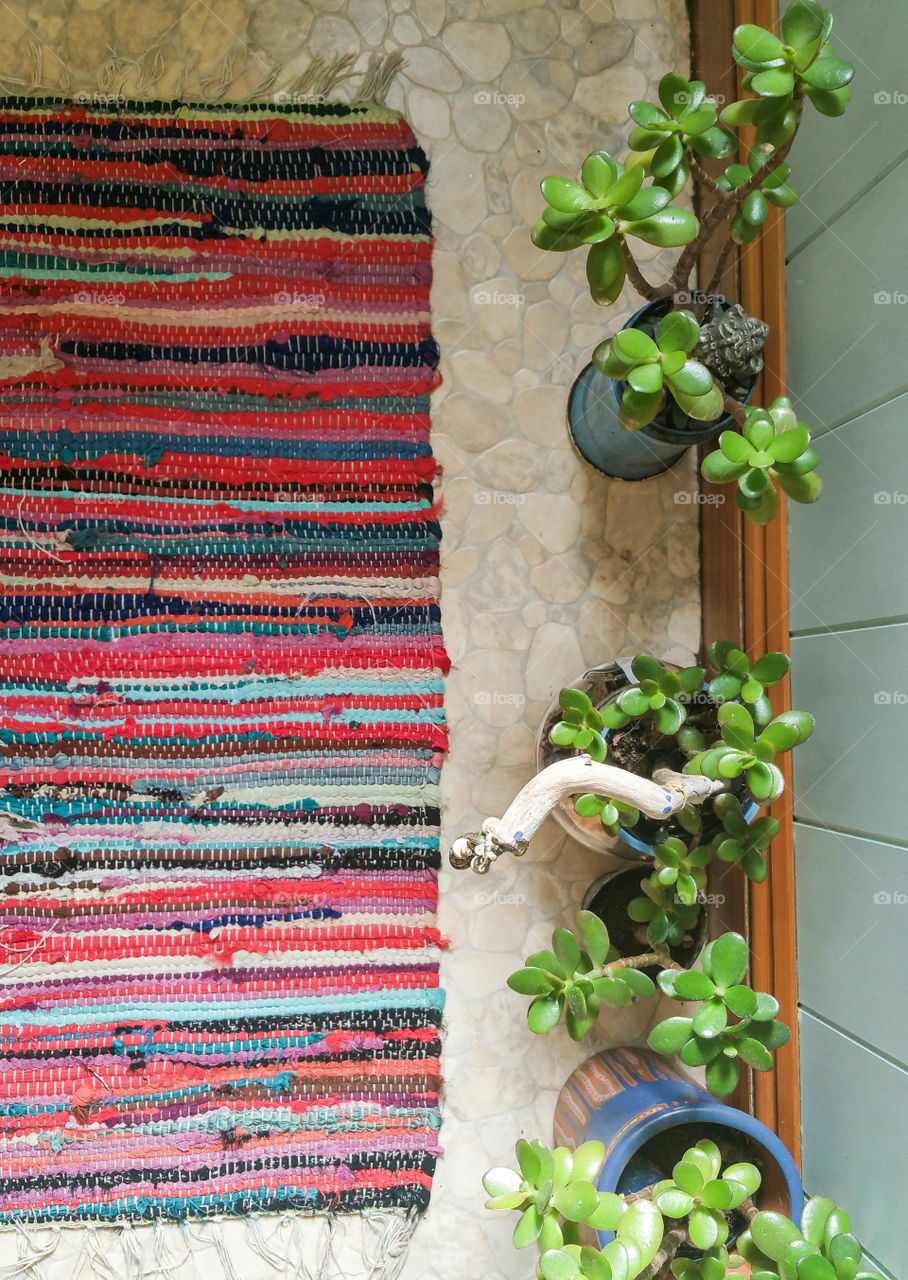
[584,867,706,978]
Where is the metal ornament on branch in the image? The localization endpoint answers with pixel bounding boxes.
[694,300,770,402]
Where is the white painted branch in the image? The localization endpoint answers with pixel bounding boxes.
[449,755,727,874]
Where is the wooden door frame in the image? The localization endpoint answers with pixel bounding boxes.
[690,0,801,1162]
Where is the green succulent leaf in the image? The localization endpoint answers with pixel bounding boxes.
[508,968,556,996]
[657,309,700,354]
[751,1211,803,1262]
[705,1054,741,1097]
[736,1036,774,1072]
[587,237,627,305]
[531,219,588,253]
[654,1187,695,1218]
[576,911,611,969]
[733,24,786,68]
[624,207,699,247]
[553,928,581,974]
[801,1196,835,1246]
[692,998,729,1039]
[674,383,725,422]
[751,66,796,97]
[528,994,564,1034]
[581,151,619,198]
[628,362,665,395]
[672,970,717,1002]
[613,185,672,221]
[513,1203,544,1249]
[553,1181,599,1223]
[667,359,715,397]
[701,450,747,485]
[704,932,749,988]
[806,85,852,116]
[801,56,854,92]
[648,1016,694,1055]
[781,1,833,49]
[542,176,595,214]
[689,1206,722,1250]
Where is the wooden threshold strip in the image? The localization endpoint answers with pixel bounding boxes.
[690,0,801,1162]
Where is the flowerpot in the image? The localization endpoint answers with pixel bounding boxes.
[536,661,757,856]
[582,866,709,977]
[568,295,762,481]
[553,1046,804,1247]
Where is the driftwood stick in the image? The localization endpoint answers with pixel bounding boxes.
[449,756,727,873]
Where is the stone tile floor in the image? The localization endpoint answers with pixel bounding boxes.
[0,2,701,1275]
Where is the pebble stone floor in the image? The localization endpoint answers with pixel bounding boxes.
[0,1,702,1276]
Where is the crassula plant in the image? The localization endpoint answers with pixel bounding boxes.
[539,644,811,1037]
[483,1135,882,1280]
[531,1,855,524]
[509,918,788,1098]
[547,643,811,843]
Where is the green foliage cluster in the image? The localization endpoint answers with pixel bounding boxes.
[530,1,855,524]
[483,1134,882,1280]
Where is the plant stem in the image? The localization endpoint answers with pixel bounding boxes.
[701,232,736,302]
[659,87,805,300]
[685,150,726,198]
[601,952,680,975]
[617,232,661,302]
[639,1227,686,1280]
[721,391,747,427]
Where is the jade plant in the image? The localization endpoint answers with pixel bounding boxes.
[593,311,723,433]
[547,641,812,846]
[483,1135,882,1280]
[529,641,814,1096]
[701,399,821,525]
[509,917,788,1098]
[531,1,855,523]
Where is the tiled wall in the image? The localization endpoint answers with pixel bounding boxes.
[0,3,700,1276]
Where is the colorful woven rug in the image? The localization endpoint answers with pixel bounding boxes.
[0,97,445,1243]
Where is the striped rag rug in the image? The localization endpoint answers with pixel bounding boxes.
[0,96,446,1255]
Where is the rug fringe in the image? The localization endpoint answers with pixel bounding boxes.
[0,1214,417,1280]
[353,52,406,106]
[1,49,406,106]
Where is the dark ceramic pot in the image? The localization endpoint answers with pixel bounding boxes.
[553,1046,804,1247]
[567,296,759,481]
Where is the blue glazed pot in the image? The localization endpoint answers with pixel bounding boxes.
[568,296,757,482]
[553,1047,804,1244]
